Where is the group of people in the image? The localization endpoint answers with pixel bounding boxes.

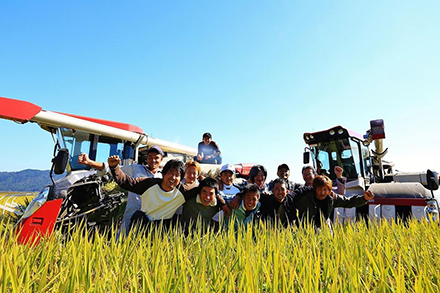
[78,135,374,236]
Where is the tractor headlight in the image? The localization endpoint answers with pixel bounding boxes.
[20,186,50,219]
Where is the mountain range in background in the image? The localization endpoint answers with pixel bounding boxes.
[0,169,64,192]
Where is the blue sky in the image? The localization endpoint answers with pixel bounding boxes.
[1,1,439,182]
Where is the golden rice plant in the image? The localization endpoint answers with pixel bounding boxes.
[0,193,36,229]
[1,217,439,292]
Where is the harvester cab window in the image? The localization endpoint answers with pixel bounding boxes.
[347,140,361,179]
[60,128,125,171]
[311,137,367,181]
[61,128,92,171]
[95,139,124,165]
[317,151,330,176]
[315,142,340,178]
[341,149,351,159]
[361,144,373,183]
[95,143,111,165]
[340,149,355,178]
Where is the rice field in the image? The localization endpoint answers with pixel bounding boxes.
[0,192,36,222]
[1,218,440,292]
[0,192,36,205]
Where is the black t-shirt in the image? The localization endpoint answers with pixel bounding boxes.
[314,196,330,228]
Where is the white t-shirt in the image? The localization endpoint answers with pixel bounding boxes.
[219,184,240,203]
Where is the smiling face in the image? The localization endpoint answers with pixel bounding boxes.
[185,165,198,185]
[254,170,266,188]
[203,136,212,145]
[243,191,259,211]
[315,186,331,200]
[273,182,288,203]
[277,168,290,180]
[221,170,234,186]
[161,167,181,192]
[199,186,216,206]
[146,151,163,173]
[302,168,315,186]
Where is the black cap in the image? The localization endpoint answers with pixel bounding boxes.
[277,163,290,171]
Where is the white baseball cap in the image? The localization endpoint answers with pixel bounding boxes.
[220,164,235,174]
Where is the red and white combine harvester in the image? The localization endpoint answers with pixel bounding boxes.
[303,119,440,223]
[0,96,252,244]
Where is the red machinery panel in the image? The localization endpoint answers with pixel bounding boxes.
[16,199,63,245]
[367,197,427,207]
[233,163,255,178]
[0,96,42,122]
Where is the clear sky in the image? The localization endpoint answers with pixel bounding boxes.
[1,1,439,183]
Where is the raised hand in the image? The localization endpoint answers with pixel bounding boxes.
[108,155,121,168]
[363,190,374,201]
[78,153,90,166]
[334,166,343,178]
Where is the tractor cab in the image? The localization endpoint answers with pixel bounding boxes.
[303,119,398,190]
[44,125,142,200]
[302,119,440,224]
[303,125,375,189]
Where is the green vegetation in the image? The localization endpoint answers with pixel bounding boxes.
[1,218,439,292]
[0,170,63,192]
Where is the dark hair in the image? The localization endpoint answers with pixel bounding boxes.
[273,178,288,187]
[249,165,267,183]
[242,184,260,199]
[202,132,212,139]
[162,159,185,178]
[302,165,316,175]
[312,175,332,190]
[277,163,290,171]
[199,177,219,194]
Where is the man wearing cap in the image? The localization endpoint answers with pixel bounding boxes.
[268,163,301,193]
[212,163,241,222]
[195,132,222,164]
[77,145,164,236]
[218,164,241,203]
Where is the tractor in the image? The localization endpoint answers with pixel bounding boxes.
[303,119,439,223]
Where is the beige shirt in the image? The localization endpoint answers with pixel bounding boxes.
[140,184,186,221]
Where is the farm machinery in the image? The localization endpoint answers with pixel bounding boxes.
[303,119,440,223]
[0,96,255,243]
[0,97,201,243]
